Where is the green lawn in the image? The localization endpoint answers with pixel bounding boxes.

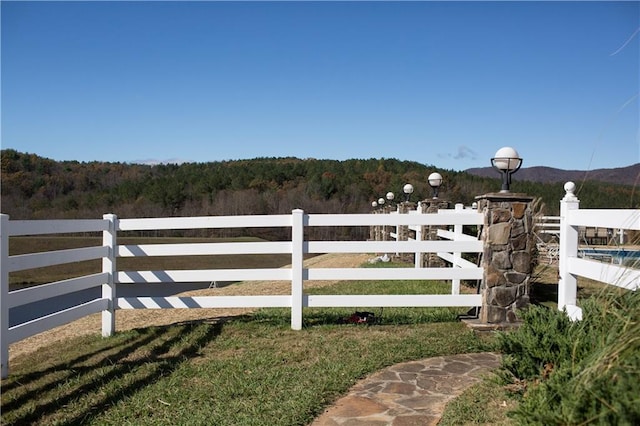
[1,278,496,425]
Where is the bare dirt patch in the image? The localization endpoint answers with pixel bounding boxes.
[9,253,371,361]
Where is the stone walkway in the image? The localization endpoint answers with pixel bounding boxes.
[310,352,502,426]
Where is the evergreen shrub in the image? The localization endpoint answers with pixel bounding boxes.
[497,290,639,425]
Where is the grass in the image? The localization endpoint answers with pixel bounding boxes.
[437,259,638,426]
[3,247,495,425]
[1,278,495,425]
[494,288,639,425]
[304,277,471,325]
[438,378,517,426]
[10,235,627,425]
[530,261,629,309]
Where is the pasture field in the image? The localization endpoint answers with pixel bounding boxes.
[8,236,305,290]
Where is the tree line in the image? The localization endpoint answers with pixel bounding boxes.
[1,149,636,226]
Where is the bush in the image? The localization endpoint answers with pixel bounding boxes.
[496,304,576,384]
[497,290,640,425]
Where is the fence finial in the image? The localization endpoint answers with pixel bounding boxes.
[563,181,578,201]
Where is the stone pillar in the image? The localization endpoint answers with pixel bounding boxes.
[371,208,381,242]
[396,202,415,262]
[381,204,392,242]
[369,209,376,241]
[419,199,450,267]
[476,193,535,324]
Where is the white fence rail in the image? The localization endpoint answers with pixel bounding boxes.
[3,184,638,378]
[389,203,481,295]
[1,209,483,378]
[558,183,640,320]
[535,215,560,235]
[0,214,111,378]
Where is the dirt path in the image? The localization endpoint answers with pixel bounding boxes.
[9,253,371,361]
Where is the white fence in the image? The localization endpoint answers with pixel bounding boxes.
[535,215,561,236]
[3,185,639,378]
[0,215,112,380]
[1,208,484,378]
[558,182,640,320]
[389,203,480,295]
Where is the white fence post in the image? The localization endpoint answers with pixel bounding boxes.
[414,203,422,268]
[291,209,304,330]
[102,214,117,336]
[452,203,464,295]
[1,214,10,378]
[558,182,582,320]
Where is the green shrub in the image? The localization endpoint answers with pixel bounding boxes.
[497,290,640,425]
[496,304,576,384]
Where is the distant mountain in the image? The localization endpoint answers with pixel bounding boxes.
[131,158,189,166]
[465,164,640,187]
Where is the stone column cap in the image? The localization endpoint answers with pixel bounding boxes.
[475,193,534,202]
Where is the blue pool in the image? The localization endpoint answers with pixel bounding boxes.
[579,248,640,265]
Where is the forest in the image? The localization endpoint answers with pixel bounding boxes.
[1,149,637,223]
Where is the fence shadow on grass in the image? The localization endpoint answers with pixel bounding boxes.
[1,325,178,396]
[1,321,224,425]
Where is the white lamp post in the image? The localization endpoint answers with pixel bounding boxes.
[428,172,443,199]
[386,191,394,204]
[403,183,414,202]
[378,197,385,207]
[491,146,522,193]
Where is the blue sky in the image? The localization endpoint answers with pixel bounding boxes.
[1,1,638,171]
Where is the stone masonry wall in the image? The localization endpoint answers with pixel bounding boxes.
[476,193,535,324]
[395,202,414,262]
[419,200,450,268]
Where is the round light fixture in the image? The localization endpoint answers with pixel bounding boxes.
[491,147,522,192]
